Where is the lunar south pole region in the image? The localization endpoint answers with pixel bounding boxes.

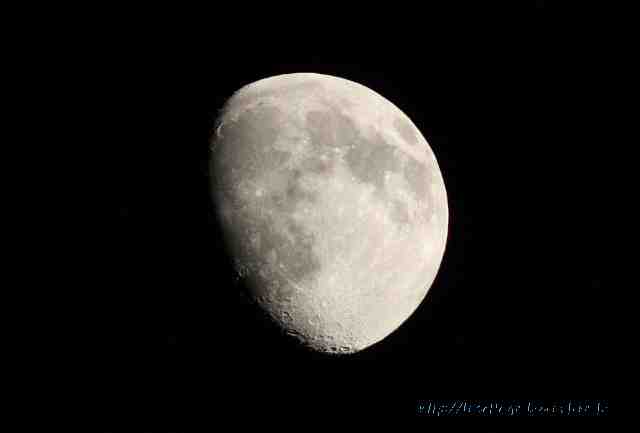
[210,73,449,355]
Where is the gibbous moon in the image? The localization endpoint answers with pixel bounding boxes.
[210,73,448,354]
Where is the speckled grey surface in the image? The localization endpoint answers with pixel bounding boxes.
[210,73,448,354]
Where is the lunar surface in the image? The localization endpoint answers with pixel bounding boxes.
[210,73,448,355]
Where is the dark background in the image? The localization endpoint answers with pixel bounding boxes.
[97,1,610,427]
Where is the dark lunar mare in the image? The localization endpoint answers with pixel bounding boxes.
[306,104,431,220]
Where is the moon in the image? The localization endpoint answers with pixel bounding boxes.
[210,73,448,355]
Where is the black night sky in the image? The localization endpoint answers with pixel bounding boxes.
[100,2,610,427]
